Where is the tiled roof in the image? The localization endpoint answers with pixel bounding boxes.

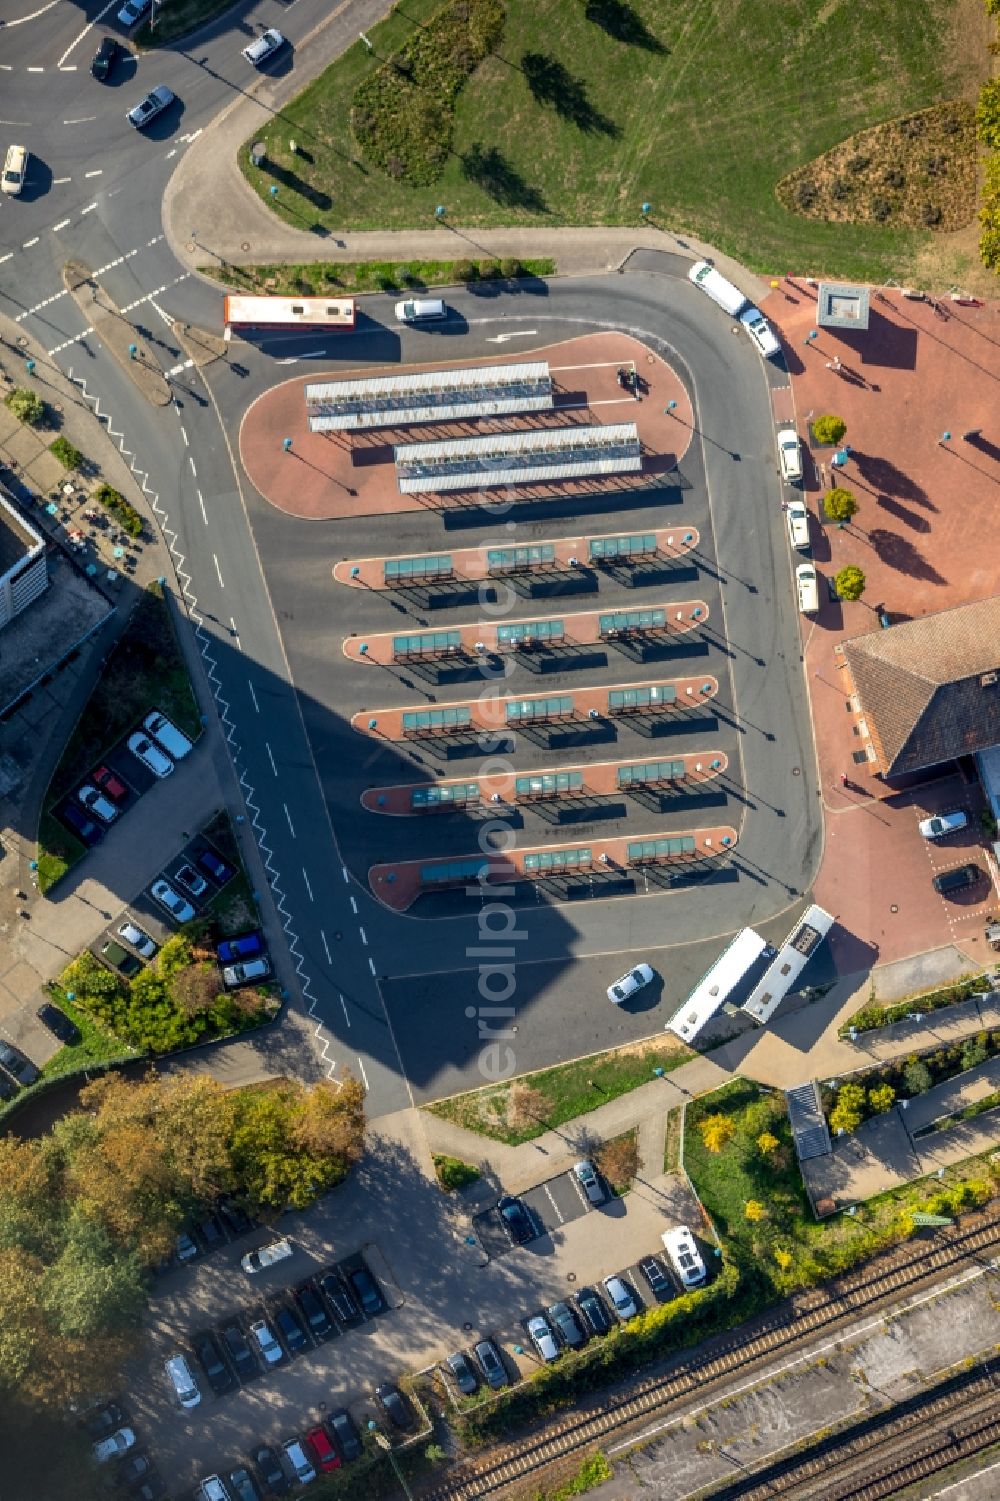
[843,597,1000,775]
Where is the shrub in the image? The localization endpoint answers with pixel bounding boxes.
[433,1154,480,1191]
[871,197,892,222]
[846,152,870,173]
[834,564,866,601]
[829,1083,865,1135]
[699,1113,736,1154]
[95,483,143,538]
[830,177,851,201]
[824,487,858,524]
[5,387,45,425]
[883,167,905,189]
[794,180,818,209]
[478,259,502,279]
[596,1132,639,1194]
[453,258,478,282]
[976,79,1000,147]
[499,256,523,278]
[757,1131,780,1156]
[903,1059,932,1095]
[811,414,847,446]
[744,1200,766,1221]
[868,1083,896,1114]
[49,436,83,471]
[921,203,943,227]
[961,1034,988,1071]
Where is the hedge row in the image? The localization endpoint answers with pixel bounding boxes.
[96,482,143,538]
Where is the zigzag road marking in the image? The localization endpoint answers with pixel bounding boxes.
[64,366,340,1082]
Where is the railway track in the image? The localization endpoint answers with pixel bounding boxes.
[422,1209,1000,1499]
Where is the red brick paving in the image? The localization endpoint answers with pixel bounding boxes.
[764,282,1000,969]
[239,333,692,521]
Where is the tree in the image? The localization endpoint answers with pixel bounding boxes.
[4,387,44,426]
[744,1199,766,1221]
[903,1059,932,1096]
[229,1079,366,1213]
[699,1113,736,1154]
[812,413,847,446]
[757,1131,780,1156]
[868,1083,896,1114]
[171,963,224,1015]
[834,564,866,601]
[506,1081,549,1133]
[823,486,858,524]
[961,1034,988,1071]
[829,1082,865,1135]
[292,1076,366,1167]
[595,1133,639,1193]
[39,1209,145,1340]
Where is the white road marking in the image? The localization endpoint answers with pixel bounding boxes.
[59,65,78,71]
[320,931,332,965]
[166,358,194,377]
[84,169,103,178]
[340,995,351,1027]
[357,1056,370,1089]
[342,865,349,883]
[196,489,207,524]
[358,927,368,946]
[230,617,241,649]
[0,254,12,265]
[283,803,296,837]
[349,896,358,914]
[27,67,44,73]
[47,326,93,356]
[368,957,376,976]
[81,201,97,214]
[164,149,177,160]
[265,742,277,776]
[486,330,538,343]
[542,1182,565,1223]
[180,426,189,446]
[277,349,328,365]
[52,177,71,184]
[120,273,190,317]
[62,117,95,125]
[302,868,314,901]
[51,218,71,232]
[0,66,12,72]
[22,237,39,249]
[188,455,197,478]
[247,681,259,713]
[212,553,224,588]
[57,0,118,67]
[16,289,67,322]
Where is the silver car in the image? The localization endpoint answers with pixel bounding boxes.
[243,27,285,66]
[128,731,173,778]
[144,709,192,761]
[151,879,194,923]
[249,1317,284,1366]
[118,921,157,959]
[78,784,118,823]
[607,962,654,1005]
[918,810,968,840]
[573,1158,605,1205]
[127,85,175,130]
[602,1275,639,1321]
[526,1313,559,1362]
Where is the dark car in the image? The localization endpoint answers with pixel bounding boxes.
[473,1338,508,1389]
[318,1271,362,1326]
[548,1300,586,1348]
[0,1071,16,1101]
[251,1445,289,1494]
[61,800,102,845]
[99,939,141,979]
[375,1383,414,1431]
[37,1002,82,1047]
[329,1408,362,1462]
[933,863,984,896]
[196,1214,226,1252]
[575,1286,612,1337]
[274,1303,309,1356]
[93,762,128,801]
[348,1264,385,1317]
[197,847,236,885]
[82,1401,126,1440]
[193,1331,234,1395]
[116,1451,153,1485]
[220,1323,258,1382]
[0,1040,39,1087]
[218,1197,255,1238]
[444,1351,478,1395]
[497,1193,533,1245]
[639,1256,672,1298]
[131,1476,166,1501]
[217,931,264,964]
[228,1467,261,1501]
[295,1281,334,1341]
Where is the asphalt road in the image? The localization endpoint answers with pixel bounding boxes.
[1,4,822,1116]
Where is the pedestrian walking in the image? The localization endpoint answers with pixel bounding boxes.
[840,773,848,787]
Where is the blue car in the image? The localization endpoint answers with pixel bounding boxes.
[217,931,264,963]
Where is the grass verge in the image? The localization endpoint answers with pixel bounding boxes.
[41,991,139,1078]
[201,255,555,298]
[425,1039,691,1145]
[237,0,987,281]
[839,973,986,1035]
[135,0,231,47]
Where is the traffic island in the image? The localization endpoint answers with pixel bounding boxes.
[63,260,171,407]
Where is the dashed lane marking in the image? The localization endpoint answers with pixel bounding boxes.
[48,326,93,356]
[52,218,71,231]
[211,551,222,587]
[283,803,296,838]
[81,202,97,214]
[196,489,207,524]
[248,681,259,713]
[230,618,241,650]
[368,957,376,977]
[358,927,368,946]
[340,995,351,1027]
[52,177,71,184]
[188,455,197,479]
[180,426,189,446]
[166,358,194,378]
[85,169,103,177]
[350,896,358,915]
[357,1056,370,1090]
[265,742,277,776]
[302,868,314,902]
[22,237,39,248]
[320,931,332,964]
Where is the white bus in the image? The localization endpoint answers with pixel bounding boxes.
[665,927,770,1043]
[223,295,356,337]
[741,904,834,1026]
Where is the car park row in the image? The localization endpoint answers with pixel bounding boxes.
[58,709,193,851]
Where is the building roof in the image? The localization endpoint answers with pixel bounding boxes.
[816,282,870,330]
[843,597,1000,775]
[0,487,43,578]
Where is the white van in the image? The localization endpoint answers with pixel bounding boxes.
[687,260,748,318]
[395,297,447,324]
[165,1352,201,1409]
[661,1225,707,1288]
[795,562,819,614]
[241,1236,293,1274]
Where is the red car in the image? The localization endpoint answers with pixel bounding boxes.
[93,764,128,802]
[305,1425,341,1472]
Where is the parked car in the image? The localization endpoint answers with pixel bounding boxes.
[777,428,803,484]
[474,1338,509,1389]
[251,1445,289,1494]
[0,1040,39,1086]
[572,1158,605,1205]
[933,863,984,895]
[295,1281,334,1341]
[174,1231,199,1264]
[193,1332,234,1395]
[602,1275,640,1321]
[786,499,811,551]
[61,800,102,845]
[127,731,173,778]
[150,879,195,923]
[795,562,819,615]
[218,1196,255,1237]
[329,1408,362,1462]
[274,1303,308,1356]
[444,1351,478,1395]
[228,1466,261,1501]
[197,847,236,885]
[133,1474,167,1501]
[318,1271,361,1326]
[2,144,27,197]
[116,0,150,25]
[526,1313,559,1362]
[919,810,969,840]
[196,1478,228,1501]
[639,1255,672,1297]
[217,930,264,963]
[740,304,781,358]
[222,956,271,990]
[375,1383,414,1430]
[99,938,141,978]
[127,85,175,130]
[220,1322,259,1382]
[497,1193,534,1245]
[196,1213,226,1251]
[92,1427,135,1463]
[144,710,192,760]
[281,1437,317,1485]
[36,1002,81,1046]
[575,1286,612,1337]
[165,1352,201,1408]
[662,1225,707,1288]
[348,1264,385,1316]
[174,861,208,898]
[118,920,157,958]
[117,1452,155,1487]
[395,297,447,324]
[93,763,129,801]
[607,962,654,1004]
[305,1424,341,1473]
[249,1317,284,1367]
[0,1072,16,1102]
[243,27,285,66]
[241,1237,293,1274]
[82,1401,126,1440]
[90,35,120,80]
[548,1300,586,1348]
[78,784,118,823]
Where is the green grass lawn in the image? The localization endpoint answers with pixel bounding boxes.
[135,0,230,47]
[425,1039,691,1144]
[239,0,986,281]
[41,990,138,1079]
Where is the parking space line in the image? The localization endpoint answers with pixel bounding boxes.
[283,803,296,837]
[301,867,314,901]
[342,865,349,882]
[542,1183,565,1223]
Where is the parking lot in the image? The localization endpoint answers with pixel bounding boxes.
[55,710,196,853]
[474,1166,594,1258]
